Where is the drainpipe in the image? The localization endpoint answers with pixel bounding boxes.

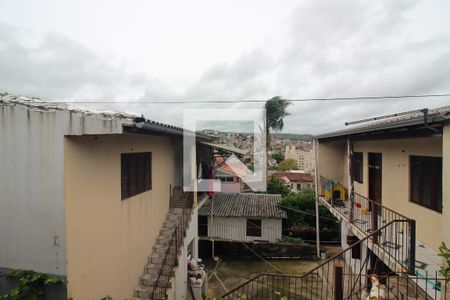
[313,139,321,259]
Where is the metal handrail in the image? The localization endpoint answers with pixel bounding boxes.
[319,176,416,274]
[353,192,412,221]
[151,189,194,299]
[222,219,441,300]
[222,220,404,298]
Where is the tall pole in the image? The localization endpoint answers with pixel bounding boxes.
[313,139,321,258]
[347,138,355,224]
[211,192,215,259]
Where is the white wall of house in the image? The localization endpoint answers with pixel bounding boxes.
[168,202,201,300]
[206,216,282,243]
[0,101,131,275]
[340,222,370,287]
[292,181,314,192]
[220,181,241,193]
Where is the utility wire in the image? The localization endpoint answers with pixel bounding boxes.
[239,241,286,274]
[277,204,340,223]
[35,93,450,104]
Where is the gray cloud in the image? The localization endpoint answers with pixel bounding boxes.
[1,0,450,135]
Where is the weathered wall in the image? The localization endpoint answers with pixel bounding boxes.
[207,216,282,243]
[0,103,127,276]
[167,203,202,300]
[64,133,175,300]
[316,141,347,187]
[351,137,442,251]
[442,125,450,249]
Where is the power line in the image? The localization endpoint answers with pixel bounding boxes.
[36,93,450,104]
[240,241,286,274]
[277,204,339,223]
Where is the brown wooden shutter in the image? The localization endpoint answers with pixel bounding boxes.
[121,154,129,199]
[121,152,152,200]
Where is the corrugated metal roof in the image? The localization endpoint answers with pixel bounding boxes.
[316,106,450,140]
[0,93,213,139]
[198,193,287,218]
[0,93,139,120]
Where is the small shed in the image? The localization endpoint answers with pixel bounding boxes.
[198,193,287,243]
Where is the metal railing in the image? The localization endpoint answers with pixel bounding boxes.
[151,187,194,300]
[318,176,416,275]
[222,220,447,300]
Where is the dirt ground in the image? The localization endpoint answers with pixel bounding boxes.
[204,245,341,298]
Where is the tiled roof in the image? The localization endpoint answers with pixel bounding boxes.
[271,172,314,182]
[198,192,287,218]
[277,176,291,185]
[214,154,250,177]
[316,105,450,139]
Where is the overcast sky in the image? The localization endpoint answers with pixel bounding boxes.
[1,0,450,134]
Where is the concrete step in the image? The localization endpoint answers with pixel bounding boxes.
[162,219,178,228]
[166,212,182,219]
[149,287,168,300]
[133,205,193,300]
[159,229,175,238]
[134,285,153,298]
[145,263,175,277]
[140,273,172,288]
[156,236,171,245]
[150,253,176,264]
[153,245,171,255]
[152,243,169,253]
[170,208,183,214]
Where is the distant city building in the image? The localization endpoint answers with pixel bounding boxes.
[298,150,314,171]
[284,145,315,171]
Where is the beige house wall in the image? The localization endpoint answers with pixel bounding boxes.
[351,137,443,251]
[64,133,176,300]
[442,125,450,248]
[317,141,347,187]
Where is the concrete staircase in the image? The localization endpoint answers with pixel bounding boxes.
[134,208,185,300]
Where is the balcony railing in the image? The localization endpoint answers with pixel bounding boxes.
[151,187,194,300]
[318,176,416,275]
[222,220,448,300]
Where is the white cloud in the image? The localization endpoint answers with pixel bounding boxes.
[1,0,450,134]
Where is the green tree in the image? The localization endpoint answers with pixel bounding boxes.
[272,152,284,163]
[277,158,298,171]
[265,97,292,149]
[278,189,339,231]
[438,242,450,282]
[267,177,291,197]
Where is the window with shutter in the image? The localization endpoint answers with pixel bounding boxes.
[121,152,152,200]
[352,152,363,183]
[246,219,262,237]
[410,155,442,213]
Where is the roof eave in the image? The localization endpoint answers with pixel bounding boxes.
[315,115,447,141]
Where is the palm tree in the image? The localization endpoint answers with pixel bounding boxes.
[265,96,292,149]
